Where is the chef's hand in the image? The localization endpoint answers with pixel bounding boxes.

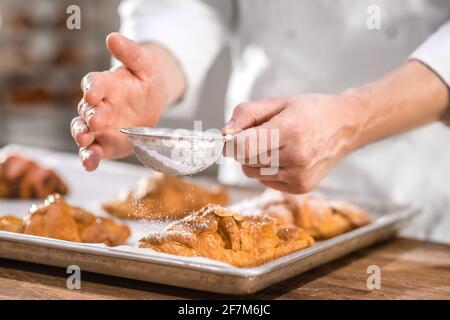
[222,61,449,194]
[70,33,185,171]
[222,95,359,193]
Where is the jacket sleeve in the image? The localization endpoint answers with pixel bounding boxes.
[410,21,450,125]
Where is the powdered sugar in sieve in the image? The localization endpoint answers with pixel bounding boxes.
[121,128,231,175]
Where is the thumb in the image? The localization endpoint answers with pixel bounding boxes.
[106,32,152,78]
[222,98,286,134]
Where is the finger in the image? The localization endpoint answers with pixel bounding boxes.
[79,144,104,172]
[225,121,284,160]
[234,150,281,168]
[84,101,111,132]
[70,117,95,148]
[241,165,285,181]
[106,32,152,78]
[259,180,292,193]
[77,99,84,114]
[78,100,102,131]
[222,98,287,134]
[79,103,96,124]
[81,72,107,106]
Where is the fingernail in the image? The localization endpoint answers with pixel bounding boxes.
[223,119,236,134]
[80,149,93,163]
[75,124,84,134]
[226,119,235,128]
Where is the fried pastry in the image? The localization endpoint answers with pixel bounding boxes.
[103,174,229,220]
[78,217,130,247]
[0,215,24,233]
[24,195,81,242]
[261,201,296,226]
[139,205,315,267]
[0,155,68,199]
[22,194,130,246]
[281,193,371,239]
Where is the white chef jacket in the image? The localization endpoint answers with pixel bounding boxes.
[118,0,450,243]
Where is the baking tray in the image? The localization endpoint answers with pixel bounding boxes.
[0,145,418,294]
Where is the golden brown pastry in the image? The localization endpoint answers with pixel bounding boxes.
[78,217,130,247]
[277,193,371,239]
[139,205,314,267]
[328,200,372,228]
[0,155,68,199]
[24,195,81,242]
[103,174,229,220]
[0,215,24,233]
[262,201,296,226]
[22,194,130,246]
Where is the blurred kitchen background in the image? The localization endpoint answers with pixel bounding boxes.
[0,0,230,170]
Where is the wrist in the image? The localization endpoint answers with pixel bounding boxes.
[336,88,370,154]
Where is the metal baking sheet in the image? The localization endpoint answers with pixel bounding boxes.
[0,145,418,294]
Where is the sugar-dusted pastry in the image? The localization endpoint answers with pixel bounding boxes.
[0,155,68,199]
[281,193,371,239]
[22,194,130,246]
[261,201,296,226]
[0,215,24,233]
[139,205,314,267]
[103,174,229,220]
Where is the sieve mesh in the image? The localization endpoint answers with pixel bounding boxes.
[122,128,229,175]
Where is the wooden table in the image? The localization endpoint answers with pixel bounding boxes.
[0,237,449,300]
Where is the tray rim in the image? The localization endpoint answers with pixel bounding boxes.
[0,143,421,293]
[0,201,419,278]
